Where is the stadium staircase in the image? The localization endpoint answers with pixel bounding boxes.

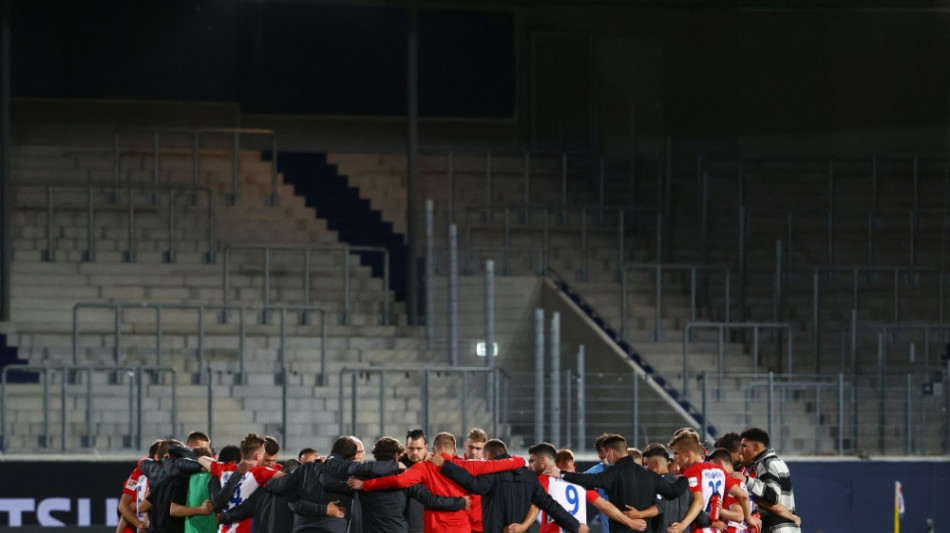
[0,142,494,455]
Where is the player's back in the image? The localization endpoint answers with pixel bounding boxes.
[682,462,728,533]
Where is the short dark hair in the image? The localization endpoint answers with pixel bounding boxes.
[157,439,184,459]
[148,439,163,460]
[406,428,427,443]
[282,459,303,473]
[483,439,507,458]
[714,432,741,453]
[218,445,241,464]
[298,447,317,459]
[192,446,213,459]
[528,442,558,461]
[264,435,280,456]
[740,427,770,448]
[642,443,670,460]
[707,447,733,464]
[330,436,358,459]
[594,433,613,452]
[602,434,627,455]
[372,437,404,461]
[186,431,210,446]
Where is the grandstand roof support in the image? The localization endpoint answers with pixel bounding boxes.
[0,0,11,321]
[406,3,420,325]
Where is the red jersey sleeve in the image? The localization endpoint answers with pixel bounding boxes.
[724,471,739,492]
[251,466,279,485]
[363,461,427,491]
[684,464,703,493]
[585,488,600,504]
[209,461,235,478]
[122,463,144,497]
[452,455,526,475]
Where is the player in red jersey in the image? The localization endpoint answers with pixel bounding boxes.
[708,448,753,533]
[461,428,489,533]
[115,439,162,533]
[348,432,525,533]
[667,432,759,533]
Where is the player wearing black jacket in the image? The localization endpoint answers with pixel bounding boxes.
[219,459,338,533]
[544,434,688,533]
[265,436,401,533]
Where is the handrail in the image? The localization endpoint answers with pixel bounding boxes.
[13,182,216,264]
[338,366,502,441]
[622,263,731,342]
[72,302,328,385]
[114,127,279,207]
[547,272,714,440]
[0,364,176,453]
[682,321,794,401]
[223,244,390,326]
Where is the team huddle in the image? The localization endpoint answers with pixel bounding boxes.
[115,426,801,533]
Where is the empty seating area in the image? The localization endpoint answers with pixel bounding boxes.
[0,128,947,458]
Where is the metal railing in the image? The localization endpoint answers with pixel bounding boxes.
[223,244,390,326]
[0,365,176,453]
[114,127,279,206]
[811,266,939,363]
[621,263,732,342]
[462,204,657,280]
[743,373,851,455]
[753,207,950,270]
[420,148,600,225]
[681,322,794,400]
[14,182,216,264]
[840,319,950,375]
[338,366,503,441]
[72,302,328,385]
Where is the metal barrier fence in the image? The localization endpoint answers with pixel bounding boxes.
[461,204,658,279]
[14,182,216,263]
[338,366,502,442]
[682,321,793,400]
[113,127,279,206]
[222,244,390,326]
[0,365,176,453]
[420,148,600,225]
[740,371,949,456]
[72,302,328,385]
[840,319,950,375]
[621,263,731,342]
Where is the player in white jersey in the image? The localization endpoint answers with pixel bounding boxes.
[528,443,648,533]
[198,433,281,533]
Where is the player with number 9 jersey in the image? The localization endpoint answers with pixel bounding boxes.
[537,475,598,533]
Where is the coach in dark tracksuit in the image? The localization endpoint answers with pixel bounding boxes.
[219,460,333,533]
[438,439,585,533]
[548,435,688,533]
[266,436,398,533]
[356,437,469,533]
